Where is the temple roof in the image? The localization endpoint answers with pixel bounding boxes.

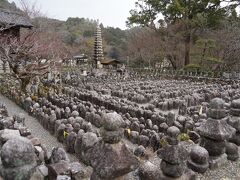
[0,8,32,28]
[100,59,123,65]
[73,54,88,59]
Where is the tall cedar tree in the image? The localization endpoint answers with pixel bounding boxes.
[127,0,239,66]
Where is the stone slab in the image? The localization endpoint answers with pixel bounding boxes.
[158,169,196,180]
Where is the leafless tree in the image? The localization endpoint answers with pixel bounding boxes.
[0,0,69,93]
[199,19,240,72]
[0,29,68,93]
[126,26,184,70]
[18,0,44,18]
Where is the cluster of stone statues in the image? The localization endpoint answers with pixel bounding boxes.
[0,74,240,179]
[0,105,87,179]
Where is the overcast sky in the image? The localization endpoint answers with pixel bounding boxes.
[10,0,136,29]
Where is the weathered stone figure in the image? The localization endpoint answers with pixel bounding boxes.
[0,136,37,180]
[197,98,236,169]
[228,99,240,145]
[90,112,139,179]
[187,145,209,173]
[158,126,195,179]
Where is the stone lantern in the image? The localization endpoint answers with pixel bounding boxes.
[197,98,236,169]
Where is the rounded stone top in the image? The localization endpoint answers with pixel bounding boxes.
[134,145,146,158]
[81,132,99,148]
[209,98,225,109]
[190,146,209,164]
[231,99,240,109]
[71,110,79,117]
[167,112,176,123]
[1,136,36,168]
[25,97,32,102]
[65,107,71,112]
[167,126,180,137]
[55,108,61,113]
[226,142,238,155]
[33,103,40,109]
[103,112,124,131]
[50,110,55,115]
[72,105,78,110]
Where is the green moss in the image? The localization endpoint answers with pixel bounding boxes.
[184,63,201,70]
[177,133,190,141]
[160,137,169,147]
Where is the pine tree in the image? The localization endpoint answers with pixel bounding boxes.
[127,0,240,67]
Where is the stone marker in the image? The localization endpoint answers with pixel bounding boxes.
[0,136,37,180]
[187,145,209,173]
[90,112,139,179]
[197,98,236,169]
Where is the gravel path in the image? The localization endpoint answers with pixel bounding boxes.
[0,94,78,162]
[197,159,240,180]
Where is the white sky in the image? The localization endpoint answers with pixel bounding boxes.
[10,0,136,29]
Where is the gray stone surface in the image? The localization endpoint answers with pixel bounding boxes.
[50,147,70,164]
[0,94,78,162]
[0,129,20,145]
[48,160,71,179]
[226,142,239,161]
[102,112,124,131]
[134,145,146,158]
[90,140,139,179]
[187,146,209,173]
[209,153,228,169]
[138,161,160,180]
[1,83,240,179]
[1,136,36,168]
[0,136,37,180]
[79,132,99,165]
[198,98,236,171]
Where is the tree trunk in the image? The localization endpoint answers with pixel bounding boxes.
[169,58,177,70]
[2,61,6,73]
[200,42,207,66]
[184,33,191,66]
[166,54,177,70]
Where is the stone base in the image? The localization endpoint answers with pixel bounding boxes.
[89,141,139,179]
[187,160,209,174]
[209,154,227,169]
[91,172,132,180]
[138,161,161,180]
[158,169,196,180]
[227,154,239,161]
[230,132,240,146]
[0,164,36,180]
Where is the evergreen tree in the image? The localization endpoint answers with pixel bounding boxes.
[127,0,239,67]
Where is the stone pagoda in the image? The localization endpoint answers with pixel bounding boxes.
[93,22,104,69]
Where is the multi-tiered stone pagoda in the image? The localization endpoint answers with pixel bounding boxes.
[93,23,104,69]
